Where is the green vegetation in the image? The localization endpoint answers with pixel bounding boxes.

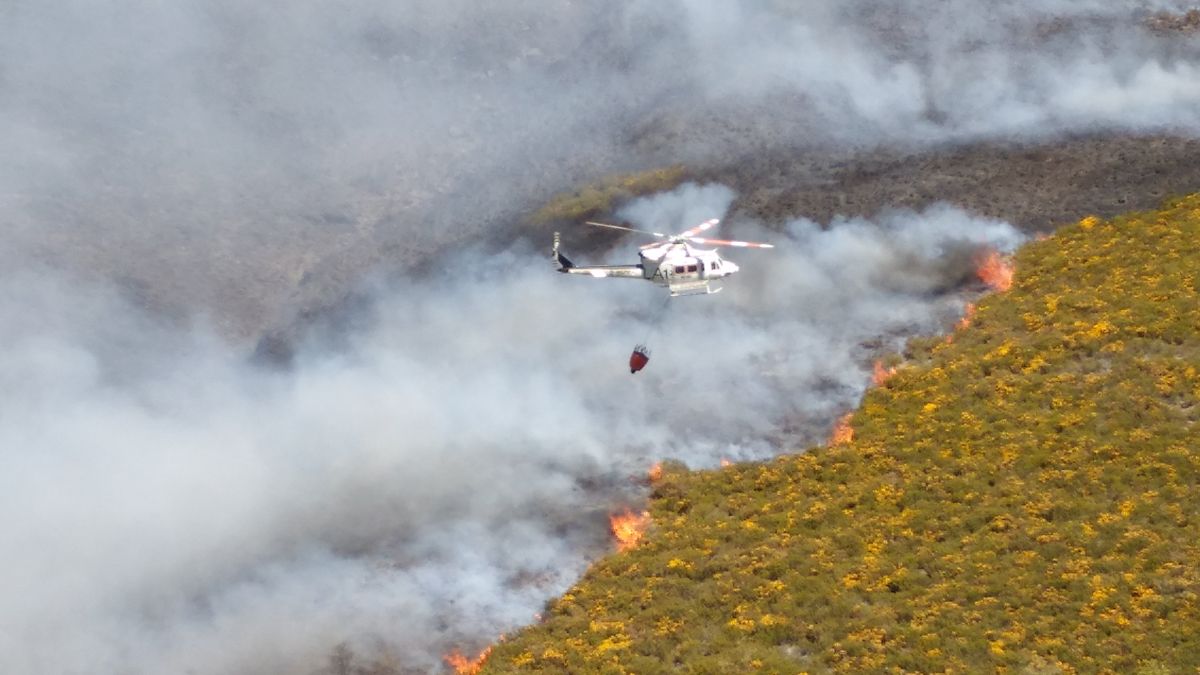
[486,195,1200,673]
[531,166,688,223]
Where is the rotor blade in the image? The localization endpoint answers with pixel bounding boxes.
[584,221,667,238]
[686,237,775,249]
[676,218,720,239]
[640,239,686,250]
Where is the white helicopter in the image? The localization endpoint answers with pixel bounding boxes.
[552,219,774,296]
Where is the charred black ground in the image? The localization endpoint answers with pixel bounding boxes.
[269,133,1200,363]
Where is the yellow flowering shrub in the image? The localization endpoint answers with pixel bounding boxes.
[485,195,1200,673]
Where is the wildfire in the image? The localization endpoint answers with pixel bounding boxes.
[648,462,663,482]
[830,412,854,445]
[975,249,1014,292]
[956,302,977,331]
[871,360,898,386]
[444,645,493,674]
[610,509,651,552]
[720,458,733,467]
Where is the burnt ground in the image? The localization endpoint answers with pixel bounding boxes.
[525,135,1200,259]
[260,133,1200,363]
[704,134,1200,234]
[13,5,1200,351]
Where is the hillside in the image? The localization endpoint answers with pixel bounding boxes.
[483,195,1200,673]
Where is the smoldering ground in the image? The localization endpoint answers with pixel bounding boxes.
[0,183,1026,674]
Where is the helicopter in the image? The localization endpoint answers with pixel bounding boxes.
[552,218,774,296]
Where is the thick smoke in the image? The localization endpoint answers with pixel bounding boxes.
[639,0,1200,146]
[1,1,1197,338]
[1,184,1024,673]
[2,0,1196,672]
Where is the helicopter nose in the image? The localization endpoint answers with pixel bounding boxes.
[725,260,740,275]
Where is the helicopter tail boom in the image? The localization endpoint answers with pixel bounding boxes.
[553,232,643,278]
[563,264,645,278]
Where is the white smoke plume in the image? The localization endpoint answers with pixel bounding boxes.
[1,183,1024,673]
[1,0,1197,337]
[1,0,1195,672]
[641,0,1200,146]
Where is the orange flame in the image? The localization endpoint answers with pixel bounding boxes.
[871,360,898,386]
[956,302,977,331]
[830,412,854,445]
[610,509,651,552]
[647,462,663,482]
[975,250,1014,292]
[947,302,978,344]
[720,458,732,467]
[444,645,493,674]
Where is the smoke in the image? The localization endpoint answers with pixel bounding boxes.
[0,183,1024,673]
[2,1,1196,672]
[621,0,1200,155]
[1,1,1197,337]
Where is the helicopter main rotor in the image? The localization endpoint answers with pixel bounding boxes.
[584,218,774,249]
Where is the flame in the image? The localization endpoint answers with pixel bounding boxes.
[610,509,651,551]
[720,458,732,467]
[871,360,898,386]
[444,645,493,674]
[975,249,1014,291]
[647,462,663,482]
[830,412,854,445]
[947,302,978,344]
[956,302,977,331]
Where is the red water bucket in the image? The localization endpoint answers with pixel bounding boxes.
[629,345,650,374]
